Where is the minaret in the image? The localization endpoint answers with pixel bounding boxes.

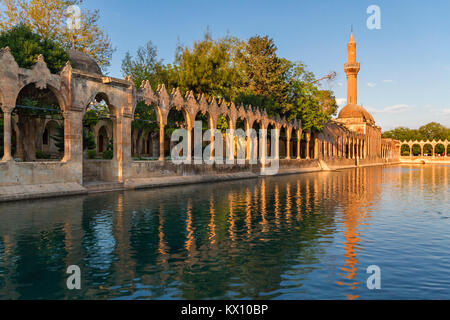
[345,31,360,105]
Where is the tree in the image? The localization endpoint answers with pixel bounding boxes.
[174,30,241,101]
[121,41,171,89]
[0,0,114,71]
[121,32,336,133]
[418,122,449,141]
[283,62,332,132]
[235,35,290,106]
[382,123,450,141]
[0,24,69,73]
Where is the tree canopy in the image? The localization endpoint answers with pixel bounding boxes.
[121,31,338,133]
[382,122,450,141]
[0,24,69,73]
[0,0,114,71]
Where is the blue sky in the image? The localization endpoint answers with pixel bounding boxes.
[84,0,450,131]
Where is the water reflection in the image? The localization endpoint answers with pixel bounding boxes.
[0,165,449,299]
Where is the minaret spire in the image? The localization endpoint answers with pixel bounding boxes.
[345,30,360,105]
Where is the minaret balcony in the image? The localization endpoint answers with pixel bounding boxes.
[344,62,360,74]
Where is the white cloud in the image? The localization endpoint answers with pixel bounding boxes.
[367,82,377,87]
[367,104,412,114]
[336,98,346,106]
[382,79,394,83]
[337,82,343,87]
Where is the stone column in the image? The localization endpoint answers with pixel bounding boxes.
[286,127,292,160]
[226,122,235,163]
[352,140,355,159]
[314,137,319,159]
[260,124,267,164]
[274,125,280,160]
[296,129,301,160]
[114,112,133,182]
[159,122,165,161]
[305,131,310,159]
[410,145,413,158]
[186,124,193,162]
[1,107,13,162]
[356,140,359,159]
[62,109,84,164]
[210,122,216,161]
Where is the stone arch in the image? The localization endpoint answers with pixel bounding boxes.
[193,108,216,160]
[15,83,67,116]
[423,143,433,156]
[279,124,289,159]
[165,105,191,158]
[12,83,65,161]
[83,91,118,117]
[435,142,445,156]
[83,92,116,160]
[131,101,159,160]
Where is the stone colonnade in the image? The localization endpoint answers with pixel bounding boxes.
[400,140,450,157]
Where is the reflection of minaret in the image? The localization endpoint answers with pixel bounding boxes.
[245,188,252,237]
[209,197,217,245]
[345,31,360,105]
[336,169,378,300]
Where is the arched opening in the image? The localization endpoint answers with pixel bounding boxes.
[165,107,189,159]
[423,143,432,157]
[97,126,109,154]
[345,139,350,158]
[83,93,114,160]
[266,123,275,158]
[217,114,230,159]
[400,144,410,156]
[194,110,214,160]
[435,143,445,157]
[13,84,64,161]
[41,120,63,159]
[447,144,450,157]
[235,117,247,161]
[279,126,287,159]
[251,121,261,161]
[131,102,158,160]
[409,144,420,156]
[292,130,300,159]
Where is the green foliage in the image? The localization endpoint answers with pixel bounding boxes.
[382,122,450,141]
[50,124,65,153]
[102,138,113,159]
[87,149,96,159]
[0,24,69,73]
[174,31,241,101]
[132,102,158,131]
[235,36,290,110]
[83,130,96,151]
[36,150,51,159]
[384,122,450,155]
[102,149,113,160]
[121,30,337,133]
[121,41,171,89]
[0,0,114,71]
